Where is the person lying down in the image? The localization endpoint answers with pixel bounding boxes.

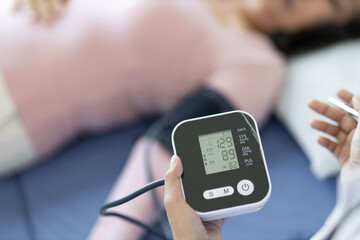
[1,0,360,239]
[1,2,285,238]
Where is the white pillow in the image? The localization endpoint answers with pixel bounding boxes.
[275,39,360,179]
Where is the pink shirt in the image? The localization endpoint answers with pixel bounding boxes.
[0,0,284,161]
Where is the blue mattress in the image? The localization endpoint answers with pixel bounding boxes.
[0,117,336,240]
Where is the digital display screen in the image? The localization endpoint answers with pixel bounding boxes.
[198,130,239,175]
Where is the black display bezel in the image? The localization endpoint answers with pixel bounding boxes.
[172,111,270,213]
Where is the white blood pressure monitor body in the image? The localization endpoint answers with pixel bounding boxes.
[171,111,271,221]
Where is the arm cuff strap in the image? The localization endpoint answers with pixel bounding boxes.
[147,88,234,151]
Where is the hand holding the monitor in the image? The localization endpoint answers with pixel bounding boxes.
[164,155,226,240]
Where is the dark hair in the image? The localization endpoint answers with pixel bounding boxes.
[270,16,360,55]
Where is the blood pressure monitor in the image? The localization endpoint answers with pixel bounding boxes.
[171,110,271,221]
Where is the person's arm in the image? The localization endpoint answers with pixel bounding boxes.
[164,155,226,240]
[309,89,360,240]
[309,89,360,166]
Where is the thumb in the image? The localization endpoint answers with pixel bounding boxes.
[164,155,185,211]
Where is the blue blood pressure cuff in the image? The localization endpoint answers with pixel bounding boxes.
[148,88,234,151]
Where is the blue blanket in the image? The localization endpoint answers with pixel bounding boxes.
[0,117,336,240]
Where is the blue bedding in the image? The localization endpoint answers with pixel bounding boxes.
[0,117,336,240]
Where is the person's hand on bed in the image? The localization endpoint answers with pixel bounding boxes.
[164,155,226,240]
[13,0,68,24]
[309,89,360,166]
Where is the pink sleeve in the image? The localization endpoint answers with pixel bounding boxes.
[207,33,286,127]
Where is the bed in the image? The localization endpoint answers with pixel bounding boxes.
[0,116,336,240]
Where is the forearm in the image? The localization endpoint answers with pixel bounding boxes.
[89,138,171,240]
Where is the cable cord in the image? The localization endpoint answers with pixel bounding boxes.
[100,115,174,240]
[100,89,234,239]
[100,179,165,211]
[144,114,176,239]
[100,178,170,240]
[141,89,235,239]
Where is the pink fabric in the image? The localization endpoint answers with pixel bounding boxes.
[0,0,285,158]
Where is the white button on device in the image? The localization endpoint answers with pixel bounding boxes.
[203,186,234,200]
[237,179,254,196]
